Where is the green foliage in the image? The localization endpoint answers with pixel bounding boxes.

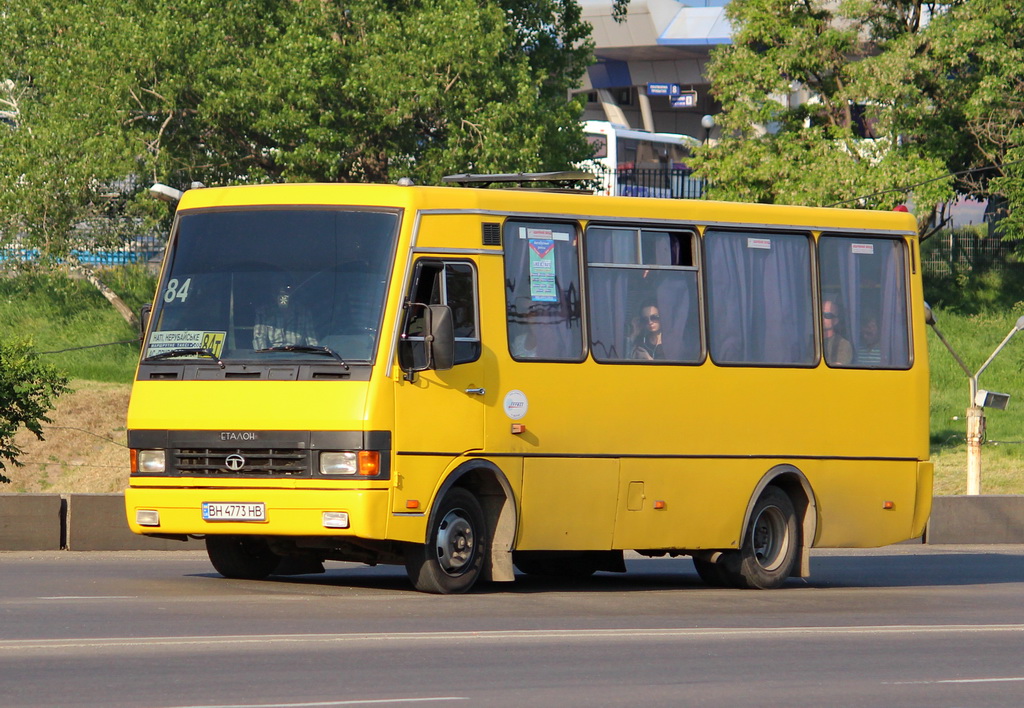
[0,338,71,482]
[0,0,595,259]
[0,266,155,381]
[692,0,1024,238]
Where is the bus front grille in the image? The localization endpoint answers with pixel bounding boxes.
[174,448,309,476]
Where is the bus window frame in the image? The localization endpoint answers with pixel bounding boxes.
[399,258,482,370]
[584,223,705,366]
[817,232,914,371]
[702,227,818,370]
[503,219,587,364]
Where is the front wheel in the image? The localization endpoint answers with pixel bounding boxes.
[205,535,281,580]
[723,487,799,589]
[405,488,488,594]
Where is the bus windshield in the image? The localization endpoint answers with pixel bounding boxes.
[145,208,399,364]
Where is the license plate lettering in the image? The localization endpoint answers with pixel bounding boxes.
[202,502,266,522]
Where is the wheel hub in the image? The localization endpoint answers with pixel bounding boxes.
[435,509,475,575]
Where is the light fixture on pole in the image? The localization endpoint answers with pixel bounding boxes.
[700,114,716,145]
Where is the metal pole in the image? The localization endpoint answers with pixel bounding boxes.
[966,404,984,495]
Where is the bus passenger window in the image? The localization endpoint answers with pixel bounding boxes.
[705,230,815,366]
[819,236,910,369]
[504,221,584,361]
[587,226,701,363]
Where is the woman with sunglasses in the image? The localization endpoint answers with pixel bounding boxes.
[631,303,665,360]
[822,298,853,365]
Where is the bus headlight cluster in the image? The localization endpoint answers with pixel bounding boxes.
[134,449,166,474]
[319,451,380,476]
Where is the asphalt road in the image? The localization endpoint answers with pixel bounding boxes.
[2,546,1024,708]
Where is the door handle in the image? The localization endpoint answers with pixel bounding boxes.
[465,388,486,395]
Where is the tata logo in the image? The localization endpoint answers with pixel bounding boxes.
[225,454,246,471]
[220,432,258,441]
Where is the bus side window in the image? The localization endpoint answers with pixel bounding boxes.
[705,230,815,366]
[819,236,911,369]
[586,226,701,363]
[400,259,480,370]
[503,221,584,361]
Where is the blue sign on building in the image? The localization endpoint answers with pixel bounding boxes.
[646,83,681,97]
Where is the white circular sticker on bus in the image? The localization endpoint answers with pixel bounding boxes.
[503,390,528,420]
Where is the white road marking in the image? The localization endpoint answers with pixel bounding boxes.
[38,596,138,600]
[2,624,1024,653]
[166,698,467,708]
[888,676,1024,685]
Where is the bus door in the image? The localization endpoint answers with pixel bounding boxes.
[394,258,486,473]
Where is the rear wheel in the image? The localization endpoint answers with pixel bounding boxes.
[692,556,732,587]
[205,535,281,580]
[405,488,488,594]
[723,486,799,589]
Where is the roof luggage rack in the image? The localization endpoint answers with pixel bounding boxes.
[441,171,596,193]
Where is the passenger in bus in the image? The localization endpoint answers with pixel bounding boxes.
[510,306,540,358]
[253,284,319,350]
[631,303,665,360]
[855,316,882,366]
[822,298,853,365]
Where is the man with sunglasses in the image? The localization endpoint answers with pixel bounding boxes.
[822,298,853,365]
[631,303,665,360]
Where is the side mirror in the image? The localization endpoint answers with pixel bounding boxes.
[398,303,455,374]
[428,304,454,371]
[140,303,152,338]
[923,301,935,327]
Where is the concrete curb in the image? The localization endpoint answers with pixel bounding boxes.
[0,494,63,550]
[925,495,1024,544]
[66,494,202,551]
[2,493,1023,550]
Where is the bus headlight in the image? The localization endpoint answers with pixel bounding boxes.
[319,451,381,476]
[135,449,166,474]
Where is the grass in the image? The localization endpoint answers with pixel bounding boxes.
[0,265,154,382]
[3,263,1024,495]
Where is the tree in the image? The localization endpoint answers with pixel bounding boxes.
[0,339,71,484]
[691,0,1024,240]
[0,0,596,264]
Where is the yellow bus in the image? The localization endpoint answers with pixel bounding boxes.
[125,177,932,593]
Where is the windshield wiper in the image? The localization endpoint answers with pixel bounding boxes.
[144,347,225,369]
[255,344,350,370]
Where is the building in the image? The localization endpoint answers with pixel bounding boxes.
[578,0,731,142]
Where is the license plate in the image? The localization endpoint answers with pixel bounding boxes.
[202,502,266,522]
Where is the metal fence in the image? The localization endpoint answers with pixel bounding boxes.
[591,167,705,200]
[0,236,164,269]
[920,227,1018,277]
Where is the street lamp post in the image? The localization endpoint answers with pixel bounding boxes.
[700,114,715,145]
[699,115,715,199]
[926,303,1024,494]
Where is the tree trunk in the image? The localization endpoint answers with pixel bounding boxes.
[67,261,140,330]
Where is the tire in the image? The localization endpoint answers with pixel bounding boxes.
[692,556,733,588]
[205,535,281,580]
[405,488,488,594]
[723,486,799,590]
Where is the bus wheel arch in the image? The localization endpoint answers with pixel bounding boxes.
[736,466,817,583]
[408,460,517,591]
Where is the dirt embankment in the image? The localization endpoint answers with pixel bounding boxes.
[7,380,131,494]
